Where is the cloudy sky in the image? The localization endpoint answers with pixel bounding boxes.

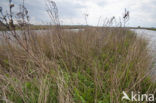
[0,0,156,27]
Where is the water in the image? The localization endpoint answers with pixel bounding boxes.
[132,29,156,81]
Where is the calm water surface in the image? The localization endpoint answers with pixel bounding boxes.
[132,29,156,81]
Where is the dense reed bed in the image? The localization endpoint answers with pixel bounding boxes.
[0,27,155,103]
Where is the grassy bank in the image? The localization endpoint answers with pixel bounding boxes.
[145,28,156,31]
[0,27,155,103]
[129,27,156,31]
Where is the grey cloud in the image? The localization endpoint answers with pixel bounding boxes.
[0,0,155,27]
[57,1,86,18]
[96,1,108,7]
[0,0,49,23]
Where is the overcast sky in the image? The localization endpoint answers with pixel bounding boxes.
[0,0,156,27]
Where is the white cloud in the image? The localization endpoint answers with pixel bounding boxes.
[0,0,156,27]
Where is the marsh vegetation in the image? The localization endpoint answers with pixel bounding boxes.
[0,0,155,103]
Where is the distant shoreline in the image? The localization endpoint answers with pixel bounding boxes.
[0,25,156,31]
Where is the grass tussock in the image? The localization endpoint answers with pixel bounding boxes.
[0,27,155,103]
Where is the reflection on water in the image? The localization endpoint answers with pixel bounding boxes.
[132,29,156,81]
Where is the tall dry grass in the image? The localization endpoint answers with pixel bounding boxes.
[0,27,155,103]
